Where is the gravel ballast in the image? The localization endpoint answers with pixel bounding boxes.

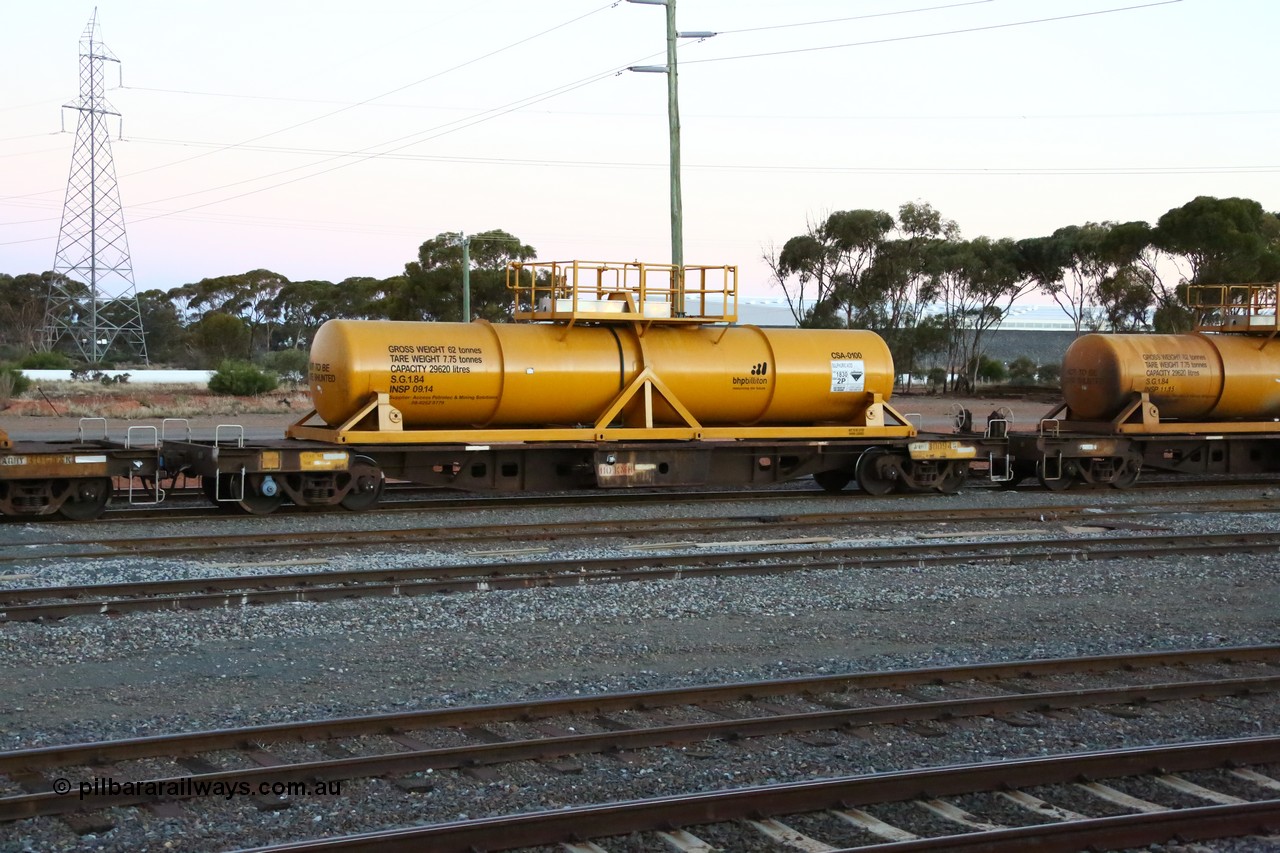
[0,482,1277,852]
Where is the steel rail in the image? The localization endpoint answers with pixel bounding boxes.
[229,737,1280,852]
[3,646,1272,774]
[81,474,1280,524]
[2,675,1274,822]
[4,529,1280,621]
[824,803,1280,852]
[8,496,1278,563]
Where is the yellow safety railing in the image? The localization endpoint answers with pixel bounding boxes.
[507,260,738,324]
[1189,282,1280,333]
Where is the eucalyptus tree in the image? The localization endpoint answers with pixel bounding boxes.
[768,208,894,328]
[390,229,535,323]
[0,272,55,355]
[1102,220,1184,331]
[960,237,1035,390]
[1154,196,1280,286]
[174,269,289,357]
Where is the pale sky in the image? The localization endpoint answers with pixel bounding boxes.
[1,0,1276,298]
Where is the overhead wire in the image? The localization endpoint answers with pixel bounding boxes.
[0,0,1203,246]
[101,0,1196,221]
[682,1,1183,66]
[0,1,628,243]
[716,0,997,34]
[109,1,620,182]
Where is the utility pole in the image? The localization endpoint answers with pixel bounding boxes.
[461,233,471,323]
[627,0,714,316]
[44,9,148,364]
[456,232,522,322]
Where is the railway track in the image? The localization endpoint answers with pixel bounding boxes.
[237,738,1280,852]
[6,493,1279,565]
[45,472,1280,525]
[4,528,1280,622]
[2,646,1274,843]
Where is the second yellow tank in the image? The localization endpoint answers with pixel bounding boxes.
[1062,332,1280,421]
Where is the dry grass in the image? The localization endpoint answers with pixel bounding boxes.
[15,381,310,418]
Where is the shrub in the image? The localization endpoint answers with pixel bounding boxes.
[0,366,31,406]
[19,351,75,369]
[208,360,279,396]
[1007,356,1038,385]
[260,349,309,386]
[70,368,129,385]
[0,366,31,396]
[975,356,1006,383]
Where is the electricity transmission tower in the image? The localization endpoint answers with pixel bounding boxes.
[43,9,148,364]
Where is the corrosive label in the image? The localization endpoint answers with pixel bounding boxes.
[830,360,865,393]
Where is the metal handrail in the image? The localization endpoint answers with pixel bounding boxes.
[508,259,738,323]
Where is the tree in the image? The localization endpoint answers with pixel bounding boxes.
[0,272,54,356]
[1024,224,1117,334]
[175,270,289,357]
[768,209,894,328]
[929,237,1035,392]
[1008,356,1038,385]
[1094,265,1154,332]
[865,202,954,351]
[1154,196,1280,285]
[1103,220,1187,330]
[271,279,337,350]
[260,348,309,386]
[189,313,250,367]
[388,230,535,322]
[960,237,1035,390]
[973,354,1006,383]
[130,289,187,365]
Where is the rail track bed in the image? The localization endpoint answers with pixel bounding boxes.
[5,493,1279,567]
[64,472,1280,524]
[3,647,1277,849]
[4,526,1280,622]
[247,738,1280,852]
[3,478,1276,851]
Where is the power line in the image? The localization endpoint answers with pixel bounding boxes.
[717,0,996,34]
[682,1,1184,66]
[0,0,1205,245]
[120,0,1188,218]
[110,1,620,183]
[0,1,622,210]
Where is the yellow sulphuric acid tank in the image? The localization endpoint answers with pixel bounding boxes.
[307,319,895,429]
[1062,332,1280,421]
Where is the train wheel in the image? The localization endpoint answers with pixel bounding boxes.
[340,457,384,512]
[1110,453,1142,489]
[813,469,852,493]
[58,478,112,521]
[1037,460,1074,491]
[201,474,242,513]
[936,461,968,495]
[855,448,899,496]
[237,475,284,516]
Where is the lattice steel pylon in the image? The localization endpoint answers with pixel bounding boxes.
[43,9,148,365]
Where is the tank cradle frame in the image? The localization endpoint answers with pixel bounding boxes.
[1038,392,1280,435]
[287,387,918,445]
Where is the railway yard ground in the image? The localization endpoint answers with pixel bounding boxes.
[0,392,1276,850]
